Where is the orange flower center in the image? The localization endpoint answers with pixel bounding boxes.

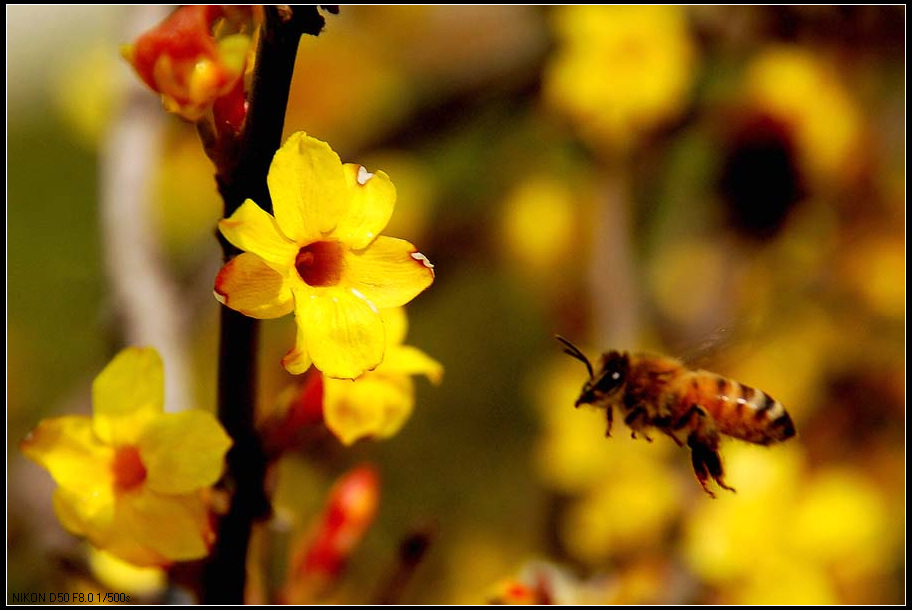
[295,241,345,287]
[112,446,147,491]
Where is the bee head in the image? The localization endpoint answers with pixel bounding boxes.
[556,336,630,408]
[575,351,630,407]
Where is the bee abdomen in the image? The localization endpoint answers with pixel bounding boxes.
[705,376,796,445]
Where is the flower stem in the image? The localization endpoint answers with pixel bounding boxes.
[202,6,328,604]
[590,157,641,348]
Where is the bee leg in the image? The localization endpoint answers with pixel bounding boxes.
[656,420,685,447]
[688,445,716,498]
[604,406,613,438]
[665,432,685,447]
[625,407,649,441]
[687,429,736,497]
[673,405,703,431]
[624,409,654,442]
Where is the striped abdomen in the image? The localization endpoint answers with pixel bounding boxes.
[678,372,796,445]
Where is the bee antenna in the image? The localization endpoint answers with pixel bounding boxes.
[555,335,594,379]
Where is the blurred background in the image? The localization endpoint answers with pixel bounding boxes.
[7,5,905,604]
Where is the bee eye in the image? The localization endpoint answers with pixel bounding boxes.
[595,368,624,393]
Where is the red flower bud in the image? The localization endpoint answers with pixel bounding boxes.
[123,5,255,121]
[284,466,380,602]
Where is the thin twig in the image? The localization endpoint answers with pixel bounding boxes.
[201,6,328,604]
[373,526,436,605]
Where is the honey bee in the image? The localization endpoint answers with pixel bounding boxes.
[556,336,796,497]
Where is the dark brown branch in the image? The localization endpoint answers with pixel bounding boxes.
[202,6,328,604]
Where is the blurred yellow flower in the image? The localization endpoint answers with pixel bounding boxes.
[683,444,892,604]
[323,307,442,445]
[544,5,696,149]
[684,444,803,583]
[560,451,679,563]
[501,176,579,279]
[839,234,905,319]
[791,468,892,580]
[215,132,435,379]
[742,46,862,181]
[55,43,120,147]
[20,348,232,567]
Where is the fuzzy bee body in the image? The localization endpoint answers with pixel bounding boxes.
[557,337,796,497]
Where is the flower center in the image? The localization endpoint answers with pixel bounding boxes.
[112,446,147,491]
[295,241,345,287]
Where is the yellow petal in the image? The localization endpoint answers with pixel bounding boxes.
[281,319,313,375]
[215,252,294,319]
[380,306,408,347]
[87,548,166,596]
[98,533,171,568]
[217,199,298,268]
[53,488,90,536]
[93,347,164,418]
[54,488,170,567]
[21,416,114,491]
[53,484,115,539]
[331,164,396,249]
[297,288,385,379]
[92,348,165,446]
[268,132,349,243]
[323,374,414,445]
[139,411,232,494]
[55,486,170,566]
[381,345,444,385]
[345,237,435,308]
[119,488,213,563]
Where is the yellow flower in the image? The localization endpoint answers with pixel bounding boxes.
[544,5,696,149]
[559,450,679,564]
[501,176,579,279]
[322,308,442,444]
[215,132,435,379]
[20,348,232,567]
[742,46,862,181]
[683,445,893,604]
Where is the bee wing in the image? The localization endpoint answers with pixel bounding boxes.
[675,325,735,370]
[671,312,776,371]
